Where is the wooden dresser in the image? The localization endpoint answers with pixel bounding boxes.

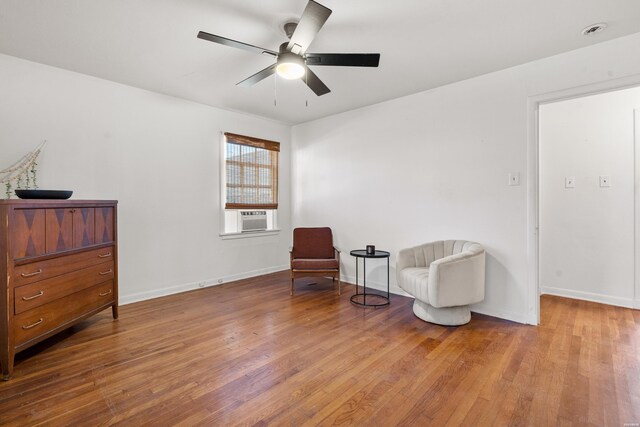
[0,199,118,380]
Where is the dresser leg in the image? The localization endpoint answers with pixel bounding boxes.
[112,304,119,320]
[1,350,14,381]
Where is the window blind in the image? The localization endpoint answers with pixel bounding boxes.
[224,132,279,210]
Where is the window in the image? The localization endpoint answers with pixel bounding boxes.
[221,132,280,235]
[224,132,279,209]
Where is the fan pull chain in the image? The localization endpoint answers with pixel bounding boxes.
[305,65,309,107]
[274,73,277,107]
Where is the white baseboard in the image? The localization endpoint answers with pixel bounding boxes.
[119,265,289,306]
[541,286,636,309]
[469,303,529,324]
[341,274,528,324]
[340,274,409,298]
[119,267,537,324]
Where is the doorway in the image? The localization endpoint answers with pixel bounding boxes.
[537,87,639,311]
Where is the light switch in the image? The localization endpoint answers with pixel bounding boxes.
[565,176,575,188]
[508,172,520,186]
[599,175,611,187]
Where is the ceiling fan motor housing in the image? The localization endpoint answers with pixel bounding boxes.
[278,42,291,54]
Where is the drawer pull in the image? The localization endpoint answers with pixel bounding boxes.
[98,252,112,258]
[22,291,44,301]
[21,269,43,278]
[99,269,113,276]
[22,318,44,329]
[99,289,112,297]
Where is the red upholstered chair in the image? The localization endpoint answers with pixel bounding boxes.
[290,227,341,295]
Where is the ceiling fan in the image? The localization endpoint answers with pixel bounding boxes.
[197,0,380,96]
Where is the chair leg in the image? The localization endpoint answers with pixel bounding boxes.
[338,275,341,295]
[290,277,294,296]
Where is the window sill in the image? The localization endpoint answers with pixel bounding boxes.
[220,229,281,240]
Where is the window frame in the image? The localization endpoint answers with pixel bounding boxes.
[219,132,280,238]
[223,132,279,210]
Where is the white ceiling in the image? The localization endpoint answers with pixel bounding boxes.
[1,0,639,124]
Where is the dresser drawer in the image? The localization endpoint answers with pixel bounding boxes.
[14,261,115,314]
[13,281,115,347]
[13,246,115,287]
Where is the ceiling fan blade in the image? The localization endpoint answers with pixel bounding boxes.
[286,1,332,55]
[237,64,277,86]
[197,31,277,56]
[305,53,380,67]
[303,67,330,96]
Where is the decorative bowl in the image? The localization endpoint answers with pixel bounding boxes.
[15,190,73,200]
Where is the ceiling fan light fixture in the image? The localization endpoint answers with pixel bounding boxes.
[276,52,306,79]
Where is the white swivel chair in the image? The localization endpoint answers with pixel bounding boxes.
[397,240,485,326]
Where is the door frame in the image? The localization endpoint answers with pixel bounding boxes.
[526,74,640,324]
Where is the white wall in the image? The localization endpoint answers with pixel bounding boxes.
[636,109,640,309]
[539,88,639,307]
[292,33,640,324]
[0,53,292,304]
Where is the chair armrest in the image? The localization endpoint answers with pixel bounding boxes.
[428,248,485,308]
[333,246,341,253]
[397,247,417,272]
[396,247,417,288]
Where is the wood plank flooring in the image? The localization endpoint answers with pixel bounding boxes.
[1,270,639,426]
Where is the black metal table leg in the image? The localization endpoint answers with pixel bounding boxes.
[355,256,358,295]
[363,257,367,306]
[387,256,390,300]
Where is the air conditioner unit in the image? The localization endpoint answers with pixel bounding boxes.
[240,211,267,232]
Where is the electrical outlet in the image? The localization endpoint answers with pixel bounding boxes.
[599,175,611,187]
[198,282,205,288]
[217,279,223,284]
[565,176,575,188]
[508,172,520,186]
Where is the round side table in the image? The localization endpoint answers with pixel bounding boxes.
[349,249,390,307]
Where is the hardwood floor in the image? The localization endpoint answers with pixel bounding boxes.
[1,271,639,426]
